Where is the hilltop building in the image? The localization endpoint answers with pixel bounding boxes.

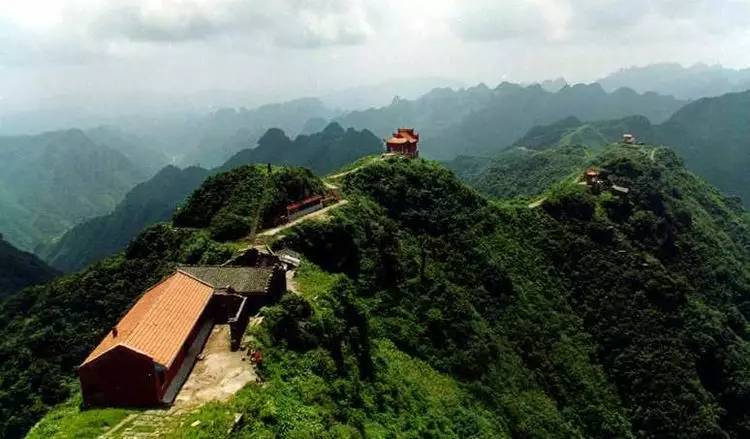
[623,133,636,144]
[78,265,285,407]
[386,128,419,157]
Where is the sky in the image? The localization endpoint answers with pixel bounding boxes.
[1,0,749,116]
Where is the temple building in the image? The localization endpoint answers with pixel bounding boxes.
[385,128,419,157]
[78,265,285,407]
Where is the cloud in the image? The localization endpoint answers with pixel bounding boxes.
[89,0,376,48]
[452,1,549,41]
[449,0,750,43]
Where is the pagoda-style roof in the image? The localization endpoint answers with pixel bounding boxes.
[386,128,419,145]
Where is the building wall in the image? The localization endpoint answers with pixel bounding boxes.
[79,346,159,407]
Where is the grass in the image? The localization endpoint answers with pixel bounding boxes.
[26,392,136,439]
[326,154,382,178]
[292,260,344,303]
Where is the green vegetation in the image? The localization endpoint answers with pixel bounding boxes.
[25,392,133,439]
[503,90,750,208]
[173,165,325,241]
[11,146,750,438]
[0,129,148,251]
[0,234,58,298]
[39,165,211,272]
[447,144,590,199]
[0,223,237,437]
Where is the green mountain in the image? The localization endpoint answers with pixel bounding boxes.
[0,164,323,437]
[38,124,380,273]
[447,144,591,199]
[598,63,750,99]
[8,145,750,438]
[512,115,654,151]
[336,82,685,159]
[0,234,58,298]
[502,90,750,206]
[0,129,148,251]
[37,165,211,272]
[654,90,750,204]
[221,122,383,174]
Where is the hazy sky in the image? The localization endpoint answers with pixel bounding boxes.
[1,0,749,113]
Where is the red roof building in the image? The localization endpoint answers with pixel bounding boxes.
[78,265,286,407]
[386,128,419,157]
[78,272,215,407]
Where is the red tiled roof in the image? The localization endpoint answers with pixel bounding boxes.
[387,137,409,145]
[81,272,214,368]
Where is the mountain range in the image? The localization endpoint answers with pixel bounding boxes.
[598,63,750,100]
[6,143,750,438]
[40,124,382,272]
[481,90,750,206]
[336,82,685,159]
[0,129,148,251]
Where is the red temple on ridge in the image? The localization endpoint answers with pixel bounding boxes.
[385,128,419,157]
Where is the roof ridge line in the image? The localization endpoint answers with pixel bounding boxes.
[176,268,221,289]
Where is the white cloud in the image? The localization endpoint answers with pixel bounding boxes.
[0,0,749,116]
[87,0,377,48]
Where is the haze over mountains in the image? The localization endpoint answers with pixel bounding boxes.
[40,124,382,272]
[598,63,750,100]
[466,89,750,207]
[4,61,750,265]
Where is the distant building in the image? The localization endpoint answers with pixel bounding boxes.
[584,169,600,185]
[385,128,419,157]
[78,265,285,407]
[622,133,636,144]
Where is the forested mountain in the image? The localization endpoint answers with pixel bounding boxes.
[501,90,750,206]
[0,235,58,298]
[0,129,147,251]
[38,165,211,272]
[38,124,380,272]
[655,90,750,204]
[0,164,325,437]
[447,144,590,199]
[598,63,750,99]
[8,145,750,438]
[336,82,685,159]
[222,122,382,174]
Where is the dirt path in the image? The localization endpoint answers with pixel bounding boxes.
[326,167,361,181]
[528,197,546,209]
[174,324,256,409]
[258,199,349,237]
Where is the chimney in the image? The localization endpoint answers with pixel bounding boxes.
[112,326,118,337]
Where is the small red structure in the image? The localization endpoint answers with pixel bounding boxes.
[385,128,419,157]
[285,195,324,222]
[584,169,600,185]
[283,191,340,223]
